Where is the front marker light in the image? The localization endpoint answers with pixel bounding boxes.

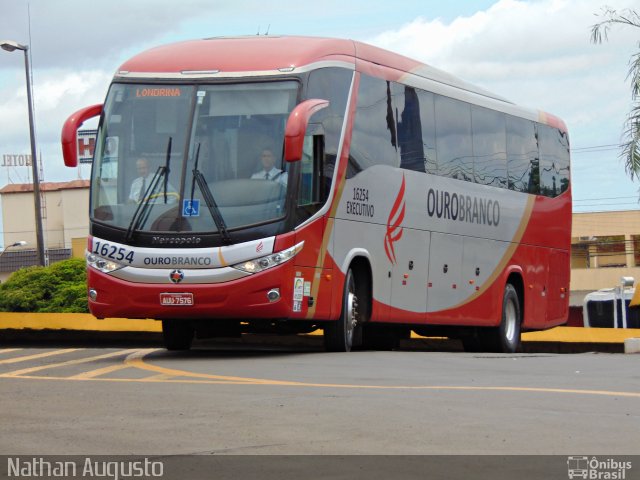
[86,252,125,274]
[232,242,304,274]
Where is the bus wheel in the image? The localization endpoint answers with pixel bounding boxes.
[324,268,359,352]
[491,284,521,353]
[162,319,194,351]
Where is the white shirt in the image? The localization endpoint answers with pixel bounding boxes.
[251,167,288,186]
[129,174,178,203]
[129,174,154,203]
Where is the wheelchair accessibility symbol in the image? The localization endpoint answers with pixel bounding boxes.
[182,199,200,217]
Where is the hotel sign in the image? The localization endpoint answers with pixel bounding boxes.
[1,154,32,167]
[78,129,97,164]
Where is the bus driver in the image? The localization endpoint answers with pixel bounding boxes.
[129,157,177,204]
[129,158,154,203]
[250,148,288,186]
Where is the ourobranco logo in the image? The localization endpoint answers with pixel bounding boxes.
[384,174,406,265]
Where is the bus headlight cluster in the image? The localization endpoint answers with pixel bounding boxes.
[86,252,125,273]
[232,242,304,274]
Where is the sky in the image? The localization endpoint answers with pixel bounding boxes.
[0,0,639,243]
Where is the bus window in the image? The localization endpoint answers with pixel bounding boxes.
[297,134,326,215]
[506,115,540,194]
[349,75,401,177]
[538,124,570,197]
[299,135,315,206]
[435,95,473,182]
[472,106,507,188]
[91,83,192,218]
[417,90,437,175]
[395,84,426,173]
[305,68,352,150]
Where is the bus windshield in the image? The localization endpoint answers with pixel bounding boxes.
[90,81,299,236]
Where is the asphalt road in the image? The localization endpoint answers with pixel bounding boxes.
[0,341,638,455]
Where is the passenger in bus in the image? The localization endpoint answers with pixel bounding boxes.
[129,157,177,204]
[250,148,288,186]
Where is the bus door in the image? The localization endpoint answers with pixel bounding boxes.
[293,133,333,320]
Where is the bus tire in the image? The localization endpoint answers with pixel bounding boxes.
[463,284,521,353]
[162,319,194,351]
[324,268,359,352]
[491,283,521,353]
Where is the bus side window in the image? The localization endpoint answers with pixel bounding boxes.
[297,134,326,214]
[538,124,570,197]
[472,106,507,188]
[434,95,473,182]
[506,115,540,194]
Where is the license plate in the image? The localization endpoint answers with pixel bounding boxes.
[160,293,194,306]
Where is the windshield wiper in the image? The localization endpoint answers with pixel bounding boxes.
[125,137,172,242]
[163,137,172,204]
[191,144,231,244]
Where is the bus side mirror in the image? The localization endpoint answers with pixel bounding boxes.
[61,104,103,167]
[284,99,329,162]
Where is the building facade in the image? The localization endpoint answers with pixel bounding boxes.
[0,180,89,279]
[571,209,640,297]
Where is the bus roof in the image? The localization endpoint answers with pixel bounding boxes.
[116,36,566,133]
[117,36,491,94]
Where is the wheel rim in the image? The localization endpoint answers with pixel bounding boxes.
[504,298,517,343]
[345,275,358,345]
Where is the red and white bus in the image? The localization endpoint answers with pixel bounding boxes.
[61,36,571,352]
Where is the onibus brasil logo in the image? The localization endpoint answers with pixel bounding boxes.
[567,456,632,479]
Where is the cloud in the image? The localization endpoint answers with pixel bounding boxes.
[1,70,110,143]
[367,0,638,144]
[0,0,241,70]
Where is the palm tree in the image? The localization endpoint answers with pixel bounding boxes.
[591,8,640,180]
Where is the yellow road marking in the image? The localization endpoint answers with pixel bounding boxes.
[124,349,293,384]
[127,350,640,397]
[5,371,640,398]
[0,349,138,377]
[0,348,23,354]
[139,373,175,381]
[0,348,81,365]
[5,374,265,385]
[66,364,131,380]
[1,348,639,399]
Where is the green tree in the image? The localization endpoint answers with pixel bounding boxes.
[0,258,88,313]
[591,7,640,179]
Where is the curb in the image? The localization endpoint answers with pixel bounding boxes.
[1,313,639,353]
[0,313,161,333]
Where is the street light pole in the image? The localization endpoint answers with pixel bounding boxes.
[0,241,28,260]
[1,40,46,266]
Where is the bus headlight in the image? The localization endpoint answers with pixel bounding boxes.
[86,252,125,273]
[232,242,304,274]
